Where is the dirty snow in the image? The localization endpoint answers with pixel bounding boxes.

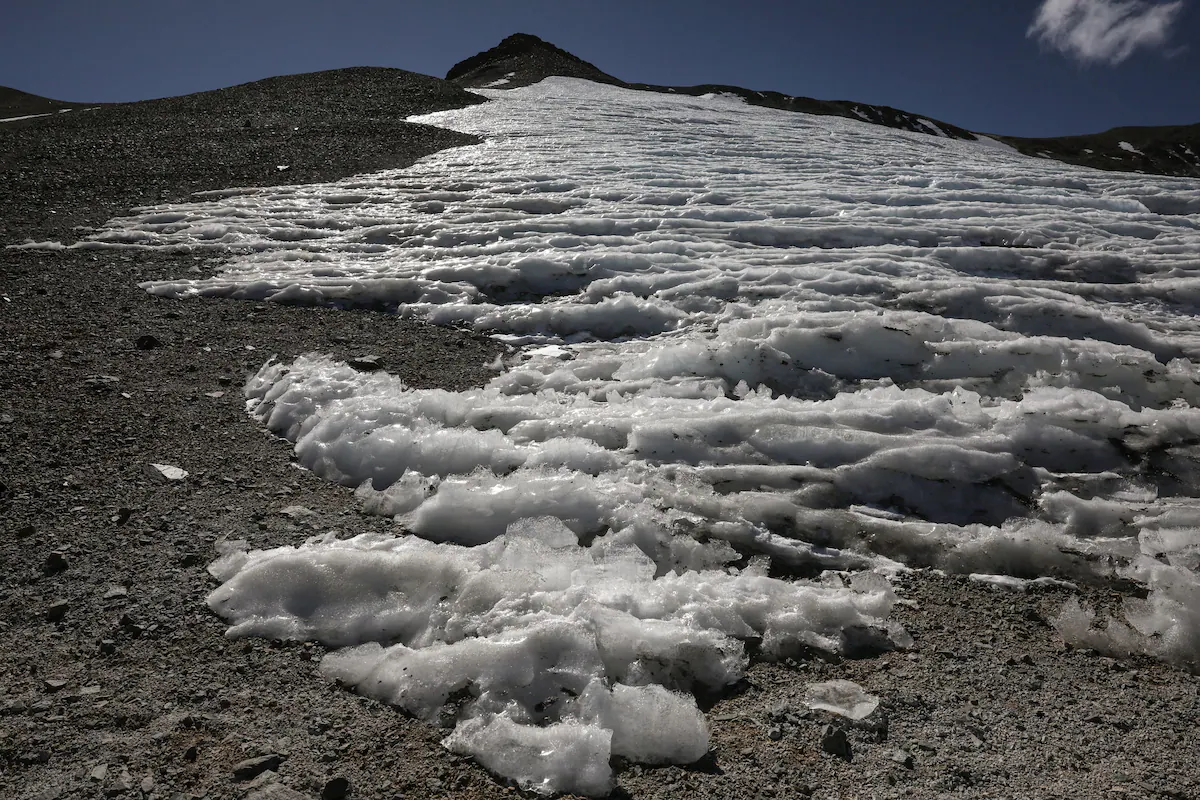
[52,77,1200,792]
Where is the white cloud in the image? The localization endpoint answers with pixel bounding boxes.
[1028,0,1185,65]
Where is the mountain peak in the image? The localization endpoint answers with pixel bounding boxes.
[446,33,623,89]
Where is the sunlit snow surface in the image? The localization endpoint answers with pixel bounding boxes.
[77,78,1200,791]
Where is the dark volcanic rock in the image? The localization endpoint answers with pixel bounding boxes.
[0,85,87,117]
[447,32,623,89]
[0,67,486,245]
[998,122,1200,178]
[233,754,285,781]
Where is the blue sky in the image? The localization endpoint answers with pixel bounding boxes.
[2,0,1195,137]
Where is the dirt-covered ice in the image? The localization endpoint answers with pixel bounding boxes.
[59,78,1200,792]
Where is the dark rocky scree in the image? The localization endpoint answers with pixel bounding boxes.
[2,43,1200,800]
[446,33,624,90]
[0,67,485,246]
[0,86,88,118]
[995,122,1200,180]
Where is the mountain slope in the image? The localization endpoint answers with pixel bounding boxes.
[0,67,485,243]
[449,33,1200,176]
[998,123,1200,178]
[0,86,86,118]
[448,33,975,141]
[65,75,1200,798]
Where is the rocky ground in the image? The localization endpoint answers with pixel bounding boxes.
[2,69,1199,800]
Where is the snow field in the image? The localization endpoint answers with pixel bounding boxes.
[52,78,1200,791]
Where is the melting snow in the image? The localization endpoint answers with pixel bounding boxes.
[1118,140,1144,155]
[49,77,1200,792]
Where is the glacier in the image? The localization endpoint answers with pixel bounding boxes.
[53,78,1200,793]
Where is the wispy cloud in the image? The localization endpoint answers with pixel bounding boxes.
[1028,0,1185,65]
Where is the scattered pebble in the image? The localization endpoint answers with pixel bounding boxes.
[233,754,285,781]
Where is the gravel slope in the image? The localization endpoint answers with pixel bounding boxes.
[2,67,1199,800]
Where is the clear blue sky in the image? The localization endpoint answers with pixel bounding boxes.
[2,0,1196,137]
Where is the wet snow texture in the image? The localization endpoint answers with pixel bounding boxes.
[67,78,1200,790]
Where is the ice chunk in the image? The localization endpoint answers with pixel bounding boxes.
[1055,557,1200,670]
[803,679,880,720]
[969,573,1079,592]
[443,715,613,797]
[578,682,709,764]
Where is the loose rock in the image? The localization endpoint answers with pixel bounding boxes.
[248,785,310,800]
[45,599,70,621]
[820,725,852,761]
[144,463,189,481]
[233,754,286,781]
[348,355,382,372]
[321,776,351,799]
[42,551,68,575]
